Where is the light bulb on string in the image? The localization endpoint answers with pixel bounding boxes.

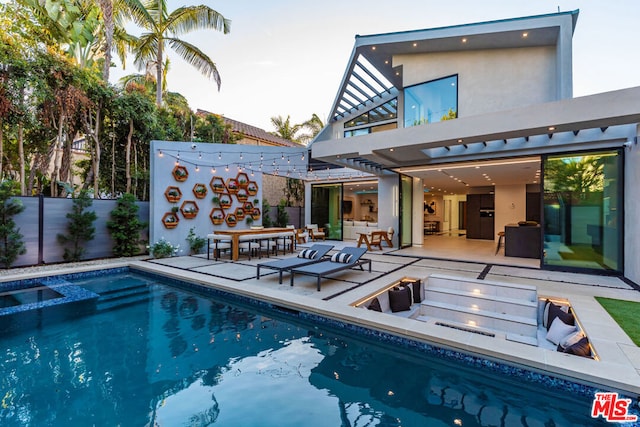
[259,164,262,171]
[225,165,229,172]
[301,153,305,161]
[260,153,263,161]
[218,152,222,160]
[250,170,254,177]
[287,157,290,164]
[198,152,202,160]
[211,166,216,174]
[158,150,164,157]
[195,165,200,172]
[281,153,285,161]
[272,160,276,166]
[240,152,243,160]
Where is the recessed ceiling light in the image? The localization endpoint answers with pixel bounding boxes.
[412,42,417,47]
[475,166,480,169]
[462,38,467,43]
[457,139,463,143]
[522,32,528,38]
[384,60,389,64]
[372,46,376,50]
[390,148,394,152]
[548,126,555,131]
[395,71,400,76]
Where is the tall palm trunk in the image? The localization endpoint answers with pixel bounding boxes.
[125,118,133,192]
[18,123,25,195]
[98,0,114,82]
[155,0,163,107]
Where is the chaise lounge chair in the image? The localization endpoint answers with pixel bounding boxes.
[256,244,334,284]
[289,247,371,291]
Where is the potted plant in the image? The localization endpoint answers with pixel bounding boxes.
[246,216,254,225]
[212,195,220,206]
[253,198,260,205]
[171,206,179,213]
[193,184,207,199]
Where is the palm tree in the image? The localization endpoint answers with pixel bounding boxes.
[298,113,325,145]
[131,0,230,107]
[270,115,302,142]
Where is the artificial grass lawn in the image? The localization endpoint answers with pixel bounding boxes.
[595,297,640,347]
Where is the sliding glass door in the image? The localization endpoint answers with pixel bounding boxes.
[399,175,413,248]
[542,149,623,273]
[310,184,343,240]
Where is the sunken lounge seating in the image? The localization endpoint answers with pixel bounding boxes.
[289,247,371,291]
[256,244,334,284]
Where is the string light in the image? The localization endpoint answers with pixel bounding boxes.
[218,152,222,160]
[240,152,243,160]
[225,165,229,172]
[211,166,216,174]
[195,165,200,172]
[301,153,305,161]
[281,153,285,161]
[198,152,202,160]
[158,150,164,157]
[260,153,263,161]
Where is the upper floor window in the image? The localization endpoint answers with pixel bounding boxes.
[345,99,397,129]
[404,75,458,128]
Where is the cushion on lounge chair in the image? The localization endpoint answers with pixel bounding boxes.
[298,249,318,259]
[368,297,382,312]
[331,252,353,263]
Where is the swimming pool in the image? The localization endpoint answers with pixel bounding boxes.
[0,269,631,426]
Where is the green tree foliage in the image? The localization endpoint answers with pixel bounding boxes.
[270,115,302,142]
[193,112,240,144]
[106,193,146,256]
[544,156,604,202]
[129,0,230,106]
[0,180,26,268]
[262,198,272,227]
[275,198,289,227]
[57,189,97,261]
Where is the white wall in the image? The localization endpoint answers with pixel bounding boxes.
[625,128,640,284]
[150,141,306,252]
[396,46,558,117]
[494,184,527,241]
[412,177,424,246]
[378,175,399,246]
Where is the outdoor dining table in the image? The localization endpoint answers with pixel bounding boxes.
[208,227,294,261]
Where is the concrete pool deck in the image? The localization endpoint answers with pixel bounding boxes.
[2,247,639,396]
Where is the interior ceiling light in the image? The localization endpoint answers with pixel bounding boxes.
[371,46,376,50]
[412,42,417,47]
[522,32,528,38]
[462,38,467,43]
[548,126,556,131]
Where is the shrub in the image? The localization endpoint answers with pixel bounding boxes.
[276,199,289,227]
[186,228,206,255]
[262,199,272,227]
[148,238,179,258]
[107,193,147,257]
[0,181,26,268]
[57,190,97,262]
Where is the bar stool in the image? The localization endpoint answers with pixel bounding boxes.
[495,231,505,255]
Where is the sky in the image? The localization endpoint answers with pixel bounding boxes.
[110,0,640,132]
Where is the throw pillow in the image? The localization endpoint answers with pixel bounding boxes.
[564,337,591,357]
[331,252,353,263]
[388,285,412,312]
[367,297,382,312]
[546,301,575,331]
[559,330,585,350]
[546,317,576,345]
[298,249,318,259]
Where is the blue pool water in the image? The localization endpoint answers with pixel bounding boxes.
[0,270,627,426]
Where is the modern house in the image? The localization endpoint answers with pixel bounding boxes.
[305,10,640,283]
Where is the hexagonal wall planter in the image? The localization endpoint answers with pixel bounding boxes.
[210,176,226,193]
[165,186,182,203]
[242,202,254,212]
[162,212,180,229]
[226,178,239,194]
[251,207,261,221]
[236,188,249,202]
[234,207,245,220]
[225,213,238,227]
[192,183,207,199]
[218,193,232,209]
[180,201,199,219]
[236,172,249,188]
[172,165,189,182]
[210,208,225,225]
[246,181,258,196]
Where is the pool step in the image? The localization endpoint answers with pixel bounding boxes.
[96,284,150,312]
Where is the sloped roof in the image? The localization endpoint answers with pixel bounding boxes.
[328,10,579,123]
[196,109,301,147]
